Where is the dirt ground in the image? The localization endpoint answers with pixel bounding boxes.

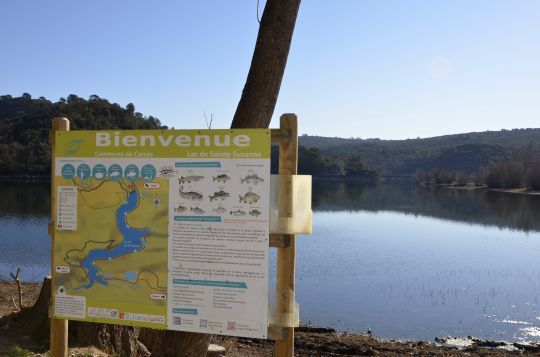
[0,280,41,317]
[212,332,539,357]
[1,280,539,356]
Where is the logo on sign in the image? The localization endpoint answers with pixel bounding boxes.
[64,140,84,155]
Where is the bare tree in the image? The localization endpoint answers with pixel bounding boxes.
[454,171,469,186]
[525,160,540,190]
[414,169,427,184]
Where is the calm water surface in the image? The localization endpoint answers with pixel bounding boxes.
[2,180,540,342]
[0,182,50,281]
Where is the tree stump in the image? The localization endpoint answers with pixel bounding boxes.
[0,277,140,356]
[70,321,138,357]
[138,329,212,357]
[0,276,52,343]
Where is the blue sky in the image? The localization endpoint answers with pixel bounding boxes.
[1,1,539,139]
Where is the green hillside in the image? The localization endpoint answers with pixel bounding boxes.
[0,93,375,179]
[2,93,538,178]
[300,129,540,176]
[0,94,165,175]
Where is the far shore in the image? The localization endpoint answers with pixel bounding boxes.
[441,184,540,196]
[2,174,380,183]
[0,175,49,182]
[2,174,540,199]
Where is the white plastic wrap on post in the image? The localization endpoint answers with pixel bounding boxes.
[269,175,312,234]
[268,288,300,327]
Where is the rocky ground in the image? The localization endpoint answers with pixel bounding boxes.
[1,280,540,356]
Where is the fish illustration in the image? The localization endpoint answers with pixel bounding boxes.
[239,191,260,204]
[110,171,120,177]
[213,174,230,183]
[126,171,137,178]
[213,206,227,214]
[179,175,204,184]
[160,166,175,177]
[241,174,264,185]
[190,206,205,214]
[174,205,188,213]
[230,210,246,216]
[249,209,262,217]
[94,172,105,179]
[209,190,230,202]
[179,186,203,200]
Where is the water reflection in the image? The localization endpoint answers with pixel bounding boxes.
[0,181,50,217]
[312,179,540,232]
[2,180,540,341]
[296,211,540,341]
[0,182,50,281]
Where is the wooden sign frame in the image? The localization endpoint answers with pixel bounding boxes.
[49,114,300,357]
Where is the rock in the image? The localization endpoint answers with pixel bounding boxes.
[513,342,540,353]
[296,326,336,334]
[470,337,506,348]
[207,343,226,356]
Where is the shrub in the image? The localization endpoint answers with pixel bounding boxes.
[3,346,33,357]
[525,162,540,190]
[484,161,524,188]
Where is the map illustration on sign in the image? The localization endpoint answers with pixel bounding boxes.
[53,129,270,337]
[54,171,169,326]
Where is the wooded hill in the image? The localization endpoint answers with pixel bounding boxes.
[300,129,540,176]
[0,94,165,175]
[2,93,538,178]
[0,94,376,178]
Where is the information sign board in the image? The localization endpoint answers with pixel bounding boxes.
[52,129,270,338]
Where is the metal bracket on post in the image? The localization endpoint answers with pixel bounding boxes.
[269,234,291,248]
[271,129,291,143]
[267,326,289,341]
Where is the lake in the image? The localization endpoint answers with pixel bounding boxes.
[1,180,540,342]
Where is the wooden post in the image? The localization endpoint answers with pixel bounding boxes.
[50,117,70,357]
[275,114,298,357]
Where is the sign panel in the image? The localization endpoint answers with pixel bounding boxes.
[52,129,270,338]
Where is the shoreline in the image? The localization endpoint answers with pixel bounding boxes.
[1,281,539,355]
[1,174,380,183]
[485,187,540,196]
[421,183,540,196]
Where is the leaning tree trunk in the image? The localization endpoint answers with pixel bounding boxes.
[138,0,301,355]
[232,0,302,129]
